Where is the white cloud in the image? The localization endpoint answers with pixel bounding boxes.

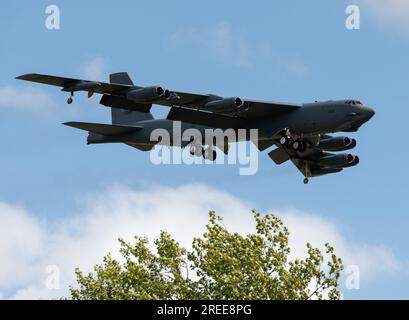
[170,23,307,74]
[359,0,409,33]
[0,86,55,112]
[280,210,402,281]
[82,57,108,80]
[0,203,44,290]
[0,183,404,299]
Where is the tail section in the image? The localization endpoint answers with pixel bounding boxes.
[111,107,153,124]
[108,72,154,124]
[63,121,143,145]
[110,72,134,86]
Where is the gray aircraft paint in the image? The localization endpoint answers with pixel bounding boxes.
[16,72,375,183]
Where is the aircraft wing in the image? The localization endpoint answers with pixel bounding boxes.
[157,94,301,119]
[16,73,131,94]
[16,73,302,120]
[125,142,155,151]
[158,91,210,107]
[240,99,301,119]
[166,106,245,128]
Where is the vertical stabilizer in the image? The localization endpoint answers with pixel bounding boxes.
[108,72,154,124]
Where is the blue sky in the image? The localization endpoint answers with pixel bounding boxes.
[0,0,408,299]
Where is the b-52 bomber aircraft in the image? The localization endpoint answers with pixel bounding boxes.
[16,72,375,184]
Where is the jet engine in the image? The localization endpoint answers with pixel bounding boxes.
[318,136,356,151]
[309,166,343,176]
[126,86,169,102]
[315,153,359,168]
[204,97,248,114]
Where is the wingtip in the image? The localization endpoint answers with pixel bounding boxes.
[62,122,75,127]
[15,73,39,80]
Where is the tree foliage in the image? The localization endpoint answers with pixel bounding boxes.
[70,210,343,300]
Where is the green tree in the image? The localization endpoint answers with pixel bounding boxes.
[70,210,343,300]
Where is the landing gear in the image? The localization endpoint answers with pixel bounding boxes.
[279,136,287,145]
[203,148,217,161]
[292,141,306,152]
[303,163,310,184]
[280,136,307,152]
[189,145,204,157]
[279,136,293,147]
[292,140,300,150]
[279,130,309,153]
[67,91,74,104]
[189,143,216,161]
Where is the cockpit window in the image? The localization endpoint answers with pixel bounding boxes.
[345,100,363,105]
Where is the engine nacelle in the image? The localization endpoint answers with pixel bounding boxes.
[126,86,169,102]
[204,97,248,114]
[316,153,359,168]
[318,136,356,151]
[309,166,343,176]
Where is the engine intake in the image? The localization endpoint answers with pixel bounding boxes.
[318,136,356,151]
[204,97,248,114]
[126,86,168,102]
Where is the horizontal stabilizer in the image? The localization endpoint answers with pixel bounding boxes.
[125,142,154,151]
[63,121,142,136]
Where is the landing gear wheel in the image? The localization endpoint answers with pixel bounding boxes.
[305,141,313,149]
[67,91,74,105]
[303,178,309,184]
[190,145,203,157]
[203,148,217,161]
[279,136,287,145]
[212,150,217,161]
[293,141,306,152]
[279,136,293,147]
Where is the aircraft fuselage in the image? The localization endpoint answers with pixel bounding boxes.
[88,100,375,147]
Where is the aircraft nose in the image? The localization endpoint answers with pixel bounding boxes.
[363,106,375,121]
